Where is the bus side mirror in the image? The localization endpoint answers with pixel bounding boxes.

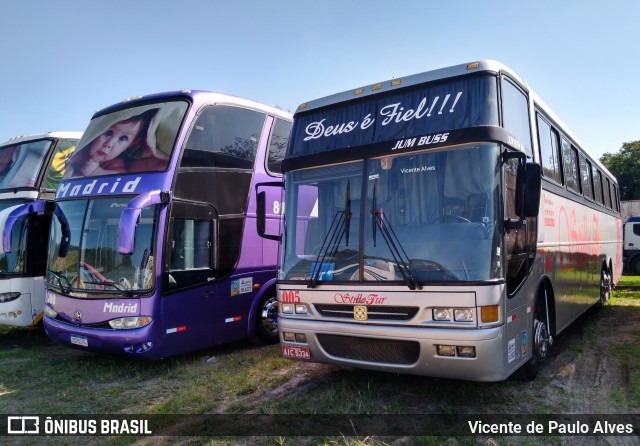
[523,162,541,218]
[2,200,47,253]
[119,190,170,255]
[54,205,71,257]
[503,153,540,231]
[255,181,283,242]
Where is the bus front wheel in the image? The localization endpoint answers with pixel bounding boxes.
[253,293,279,345]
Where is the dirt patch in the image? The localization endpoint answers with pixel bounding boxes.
[533,300,638,414]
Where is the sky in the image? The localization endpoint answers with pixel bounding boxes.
[0,0,638,159]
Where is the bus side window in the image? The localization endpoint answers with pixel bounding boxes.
[536,114,562,184]
[504,155,537,295]
[561,138,580,194]
[266,118,291,176]
[610,181,618,212]
[593,169,603,205]
[182,106,265,170]
[603,177,612,209]
[501,77,532,157]
[167,218,214,290]
[579,154,593,200]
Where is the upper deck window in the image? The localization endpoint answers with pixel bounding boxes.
[43,139,78,189]
[501,78,531,156]
[64,101,188,179]
[0,139,53,189]
[182,105,266,169]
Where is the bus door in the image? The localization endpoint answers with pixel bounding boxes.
[162,200,217,355]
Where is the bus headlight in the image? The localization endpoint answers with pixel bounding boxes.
[433,308,451,321]
[44,305,57,318]
[281,303,294,314]
[454,309,474,322]
[109,316,153,330]
[434,308,475,322]
[0,292,21,303]
[295,304,308,314]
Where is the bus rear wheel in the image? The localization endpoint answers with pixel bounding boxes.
[596,268,611,308]
[630,257,640,276]
[253,293,279,345]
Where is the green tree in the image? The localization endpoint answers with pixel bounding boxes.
[600,140,640,200]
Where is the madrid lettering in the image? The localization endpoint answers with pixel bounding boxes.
[303,91,464,142]
[56,177,141,199]
[103,302,138,314]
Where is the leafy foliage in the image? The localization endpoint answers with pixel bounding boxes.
[600,140,640,200]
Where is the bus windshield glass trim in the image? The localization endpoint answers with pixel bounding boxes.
[280,143,502,284]
[46,197,159,297]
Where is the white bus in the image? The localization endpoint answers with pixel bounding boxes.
[267,60,622,382]
[0,132,81,326]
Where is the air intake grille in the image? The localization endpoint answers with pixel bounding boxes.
[314,305,419,320]
[317,334,420,365]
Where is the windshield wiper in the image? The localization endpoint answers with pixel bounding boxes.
[308,181,352,288]
[370,181,421,290]
[82,280,125,291]
[83,282,143,297]
[46,268,71,294]
[344,181,352,246]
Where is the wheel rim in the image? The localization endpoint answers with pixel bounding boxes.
[260,296,278,334]
[600,270,611,303]
[533,318,549,360]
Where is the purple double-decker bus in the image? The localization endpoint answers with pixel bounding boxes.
[40,91,291,358]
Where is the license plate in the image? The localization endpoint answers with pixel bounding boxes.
[70,334,88,347]
[282,345,311,359]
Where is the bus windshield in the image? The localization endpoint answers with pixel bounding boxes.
[0,140,53,189]
[46,197,158,296]
[281,143,501,283]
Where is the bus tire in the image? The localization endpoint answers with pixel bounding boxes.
[631,257,640,276]
[596,267,611,308]
[517,355,539,382]
[253,293,279,345]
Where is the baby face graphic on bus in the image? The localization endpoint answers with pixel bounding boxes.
[64,108,168,179]
[86,119,142,174]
